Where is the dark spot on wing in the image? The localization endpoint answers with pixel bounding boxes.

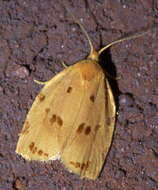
[70,161,90,171]
[38,93,45,102]
[85,126,91,135]
[70,161,77,168]
[44,153,49,157]
[38,150,43,156]
[76,162,81,168]
[29,142,35,151]
[81,161,90,170]
[29,142,48,157]
[32,146,37,154]
[67,86,72,93]
[90,95,95,102]
[49,114,57,124]
[76,123,85,133]
[57,116,63,126]
[49,114,63,127]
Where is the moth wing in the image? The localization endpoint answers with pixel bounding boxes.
[61,78,115,179]
[16,65,83,161]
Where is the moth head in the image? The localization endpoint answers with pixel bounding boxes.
[87,49,99,62]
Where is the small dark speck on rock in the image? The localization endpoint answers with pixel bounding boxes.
[144,102,157,117]
[115,168,127,178]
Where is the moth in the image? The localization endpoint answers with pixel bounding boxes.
[16,10,147,179]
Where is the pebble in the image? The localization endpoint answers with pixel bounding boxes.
[15,66,30,79]
[119,94,134,107]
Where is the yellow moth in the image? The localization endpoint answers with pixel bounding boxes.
[16,11,147,179]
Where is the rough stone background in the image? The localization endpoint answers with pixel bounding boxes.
[0,0,158,190]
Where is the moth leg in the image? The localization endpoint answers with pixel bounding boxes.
[34,79,49,85]
[104,71,121,80]
[61,61,68,68]
[115,74,122,80]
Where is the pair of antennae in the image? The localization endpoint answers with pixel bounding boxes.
[63,3,149,58]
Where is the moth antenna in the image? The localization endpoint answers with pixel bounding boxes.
[98,30,149,56]
[62,2,97,60]
[62,1,150,61]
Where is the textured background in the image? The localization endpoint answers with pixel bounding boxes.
[0,0,158,190]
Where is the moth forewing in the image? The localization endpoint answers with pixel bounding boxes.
[60,69,116,179]
[16,67,73,161]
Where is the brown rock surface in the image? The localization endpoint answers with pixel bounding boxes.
[0,0,157,190]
